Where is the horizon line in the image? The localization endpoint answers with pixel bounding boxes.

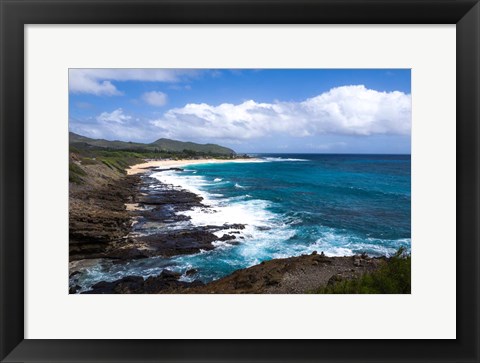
[242,152,411,155]
[69,131,411,156]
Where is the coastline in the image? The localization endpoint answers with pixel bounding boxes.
[70,155,410,294]
[70,161,253,291]
[83,252,390,294]
[127,157,263,175]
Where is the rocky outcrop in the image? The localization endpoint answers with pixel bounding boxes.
[69,164,245,262]
[69,167,140,261]
[103,176,245,259]
[181,252,385,294]
[82,270,204,294]
[80,252,386,294]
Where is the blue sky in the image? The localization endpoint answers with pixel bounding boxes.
[69,69,411,154]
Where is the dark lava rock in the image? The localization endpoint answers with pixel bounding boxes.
[159,269,181,279]
[256,226,271,231]
[69,285,81,294]
[69,174,141,261]
[133,229,219,257]
[225,223,246,230]
[186,268,198,276]
[218,234,236,241]
[69,271,81,279]
[83,269,204,294]
[107,247,150,261]
[83,276,145,294]
[153,167,184,172]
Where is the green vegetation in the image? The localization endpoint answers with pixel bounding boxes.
[69,132,241,185]
[314,248,411,294]
[69,151,145,182]
[69,162,87,184]
[69,132,235,156]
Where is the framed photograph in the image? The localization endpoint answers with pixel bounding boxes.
[67,67,413,296]
[1,0,479,362]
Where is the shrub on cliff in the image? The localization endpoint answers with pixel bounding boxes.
[69,162,87,184]
[317,248,411,294]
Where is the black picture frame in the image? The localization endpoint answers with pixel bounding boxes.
[1,0,479,362]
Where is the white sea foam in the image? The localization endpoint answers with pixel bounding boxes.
[151,170,213,202]
[214,178,223,182]
[151,168,295,257]
[181,198,285,242]
[184,199,269,225]
[262,157,309,162]
[312,232,411,257]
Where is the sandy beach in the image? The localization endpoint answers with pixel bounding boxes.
[127,158,262,175]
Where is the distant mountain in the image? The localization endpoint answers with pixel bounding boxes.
[69,132,236,156]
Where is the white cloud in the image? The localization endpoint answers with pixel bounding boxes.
[69,69,199,95]
[150,85,411,140]
[142,91,168,107]
[70,85,411,148]
[69,70,121,96]
[70,122,153,142]
[96,108,131,123]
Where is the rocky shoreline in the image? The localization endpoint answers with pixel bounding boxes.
[70,160,389,294]
[124,175,246,258]
[82,252,386,294]
[70,163,244,261]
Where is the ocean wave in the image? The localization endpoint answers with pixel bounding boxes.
[179,199,276,236]
[263,157,309,162]
[69,257,175,293]
[151,168,294,254]
[225,195,251,202]
[312,232,411,257]
[151,170,213,202]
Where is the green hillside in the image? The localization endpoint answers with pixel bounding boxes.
[69,132,235,156]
